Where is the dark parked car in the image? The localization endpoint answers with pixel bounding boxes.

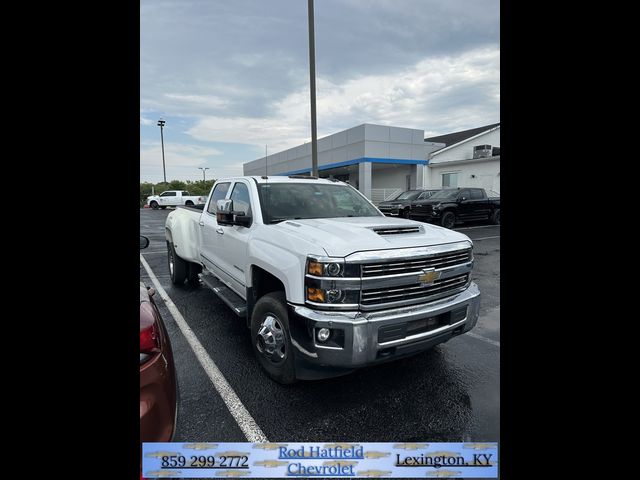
[409,187,500,229]
[140,235,177,442]
[377,189,440,217]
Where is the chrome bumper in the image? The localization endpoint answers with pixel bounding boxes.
[288,282,481,372]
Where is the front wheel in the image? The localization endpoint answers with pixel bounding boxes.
[250,292,296,384]
[400,208,410,218]
[150,201,159,210]
[441,211,456,229]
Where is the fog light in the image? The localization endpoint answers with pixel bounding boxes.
[317,328,331,342]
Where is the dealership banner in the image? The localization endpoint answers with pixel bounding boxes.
[143,442,498,478]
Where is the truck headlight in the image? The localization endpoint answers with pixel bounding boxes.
[307,260,346,277]
[306,287,359,305]
[305,257,360,307]
[326,263,342,277]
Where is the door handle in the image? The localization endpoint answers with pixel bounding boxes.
[216,227,224,235]
[198,221,205,226]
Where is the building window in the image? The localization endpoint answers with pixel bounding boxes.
[442,173,459,188]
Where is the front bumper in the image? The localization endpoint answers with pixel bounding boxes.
[288,282,480,379]
[378,206,400,216]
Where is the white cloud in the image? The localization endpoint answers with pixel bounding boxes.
[140,142,222,168]
[140,115,153,126]
[163,93,229,109]
[185,46,499,153]
[140,142,227,182]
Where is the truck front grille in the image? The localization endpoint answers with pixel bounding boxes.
[361,274,469,306]
[361,248,471,277]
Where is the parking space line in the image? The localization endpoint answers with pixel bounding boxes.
[472,235,501,241]
[139,254,269,443]
[466,332,500,347]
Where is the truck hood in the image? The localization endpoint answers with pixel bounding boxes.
[273,216,471,258]
[416,199,446,206]
[378,199,411,206]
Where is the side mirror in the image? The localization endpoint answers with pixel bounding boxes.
[234,213,252,227]
[216,199,252,227]
[458,196,466,202]
[216,199,234,224]
[140,235,149,249]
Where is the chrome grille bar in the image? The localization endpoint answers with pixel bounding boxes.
[362,248,471,277]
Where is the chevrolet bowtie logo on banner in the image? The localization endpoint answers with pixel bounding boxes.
[142,442,498,478]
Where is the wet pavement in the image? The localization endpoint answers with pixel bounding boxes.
[140,208,500,443]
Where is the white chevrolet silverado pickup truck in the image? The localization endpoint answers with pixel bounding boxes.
[165,176,481,383]
[146,190,207,209]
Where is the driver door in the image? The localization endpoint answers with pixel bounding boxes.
[218,180,254,296]
[199,182,232,284]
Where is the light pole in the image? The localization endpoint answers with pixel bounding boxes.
[198,167,209,182]
[157,118,167,184]
[307,0,318,177]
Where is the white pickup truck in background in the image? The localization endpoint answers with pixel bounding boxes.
[165,176,481,383]
[146,190,207,209]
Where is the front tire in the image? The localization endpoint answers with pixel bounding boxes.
[441,211,456,229]
[150,201,159,210]
[250,292,296,384]
[400,208,410,218]
[167,241,188,285]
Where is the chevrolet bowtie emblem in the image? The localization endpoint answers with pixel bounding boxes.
[418,268,441,286]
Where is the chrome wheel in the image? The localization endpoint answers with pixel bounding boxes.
[256,314,286,364]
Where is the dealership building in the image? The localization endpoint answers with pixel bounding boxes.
[243,122,500,203]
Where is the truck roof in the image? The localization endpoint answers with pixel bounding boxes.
[218,175,347,185]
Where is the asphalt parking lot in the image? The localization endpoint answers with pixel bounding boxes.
[140,208,500,443]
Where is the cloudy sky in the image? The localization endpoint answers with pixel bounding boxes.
[140,0,499,183]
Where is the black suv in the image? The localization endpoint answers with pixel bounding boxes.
[409,187,500,228]
[377,189,440,218]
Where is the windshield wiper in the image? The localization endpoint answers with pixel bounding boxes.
[269,218,287,224]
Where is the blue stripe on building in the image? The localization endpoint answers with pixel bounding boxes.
[279,157,429,176]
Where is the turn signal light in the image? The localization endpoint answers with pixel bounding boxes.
[307,261,323,276]
[307,287,325,302]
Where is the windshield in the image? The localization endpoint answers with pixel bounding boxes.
[429,189,460,200]
[393,190,422,200]
[258,183,382,223]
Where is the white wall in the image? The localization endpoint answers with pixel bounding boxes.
[427,158,500,192]
[371,165,412,190]
[430,127,500,164]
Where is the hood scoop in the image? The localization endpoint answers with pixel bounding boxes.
[371,225,423,235]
